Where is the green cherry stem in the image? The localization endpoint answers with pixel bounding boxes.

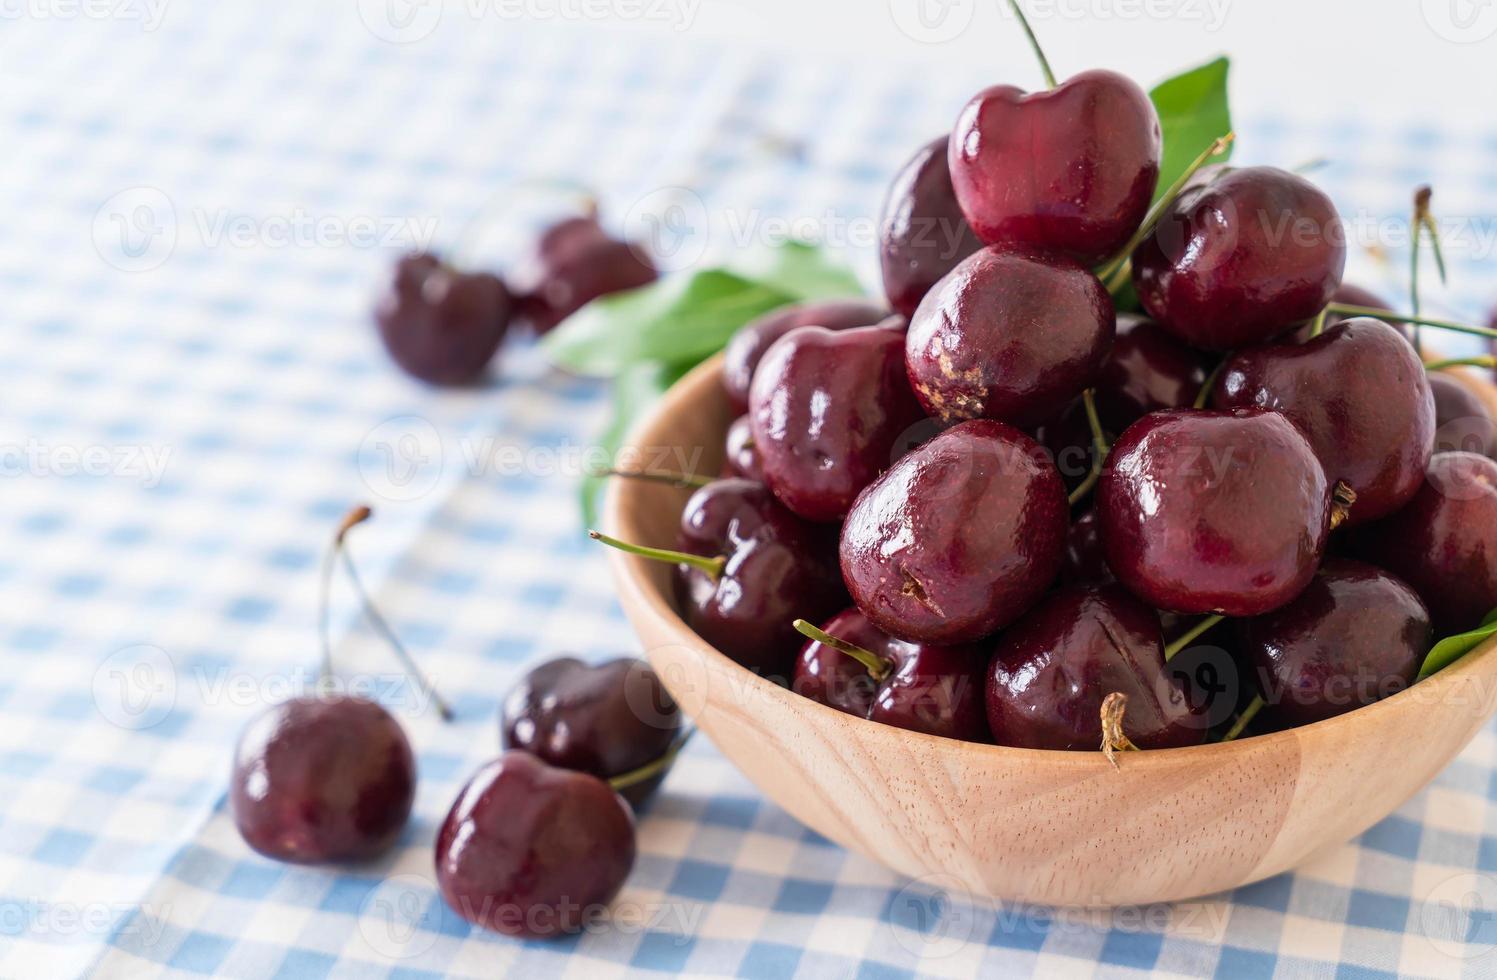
[609,728,695,792]
[1099,132,1236,294]
[1411,186,1430,356]
[1194,355,1231,409]
[1324,305,1497,341]
[1068,468,1101,508]
[317,507,371,685]
[1219,696,1264,742]
[1426,355,1497,372]
[1067,389,1110,507]
[1005,0,1057,88]
[588,530,727,580]
[793,618,892,682]
[1307,306,1330,339]
[590,467,714,489]
[1163,614,1226,662]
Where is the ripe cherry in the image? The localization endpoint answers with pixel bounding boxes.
[986,585,1207,752]
[841,419,1068,644]
[592,479,846,677]
[1061,509,1115,586]
[510,213,657,334]
[1094,314,1207,425]
[722,298,889,414]
[1347,452,1497,635]
[1429,373,1496,458]
[949,70,1161,263]
[905,245,1114,429]
[375,252,512,385]
[1098,409,1334,616]
[1235,559,1430,729]
[1132,166,1346,350]
[879,135,983,318]
[791,610,989,742]
[749,324,926,521]
[1211,317,1435,524]
[435,751,635,938]
[722,415,765,482]
[502,657,682,809]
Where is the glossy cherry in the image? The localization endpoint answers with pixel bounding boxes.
[375,252,512,385]
[1132,166,1346,350]
[722,415,765,482]
[435,751,635,938]
[502,657,682,809]
[1211,317,1434,524]
[231,694,416,863]
[1430,373,1496,458]
[1098,409,1332,616]
[986,586,1207,751]
[1094,314,1206,426]
[1347,452,1497,635]
[749,324,927,521]
[792,609,989,741]
[1061,510,1115,586]
[511,213,657,334]
[1235,559,1430,729]
[879,135,984,319]
[722,298,889,414]
[841,419,1068,644]
[595,479,846,677]
[949,70,1161,263]
[905,245,1114,429]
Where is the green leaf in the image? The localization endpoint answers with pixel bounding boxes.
[1149,57,1233,205]
[1417,608,1497,680]
[541,269,795,377]
[729,240,866,303]
[579,360,696,528]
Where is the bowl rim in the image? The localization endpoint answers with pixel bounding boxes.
[603,350,1497,768]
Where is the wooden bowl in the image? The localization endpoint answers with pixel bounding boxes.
[602,352,1497,907]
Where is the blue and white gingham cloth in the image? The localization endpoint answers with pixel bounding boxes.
[1,4,1495,977]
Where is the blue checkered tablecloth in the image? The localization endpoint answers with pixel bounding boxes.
[3,3,1497,978]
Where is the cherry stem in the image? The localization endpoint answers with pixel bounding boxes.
[1324,305,1497,340]
[1195,355,1230,409]
[1099,132,1235,294]
[1293,156,1330,175]
[1068,467,1101,508]
[792,618,892,682]
[1100,692,1139,769]
[1308,306,1330,339]
[609,728,695,792]
[590,467,714,489]
[319,505,454,721]
[588,530,726,580]
[1411,186,1430,356]
[1219,696,1264,743]
[1066,388,1110,507]
[1330,481,1358,532]
[1005,0,1057,88]
[1164,614,1225,662]
[1426,355,1497,372]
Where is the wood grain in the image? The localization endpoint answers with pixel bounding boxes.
[602,351,1497,907]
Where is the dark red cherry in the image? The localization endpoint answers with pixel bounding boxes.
[1094,314,1206,425]
[671,479,846,676]
[841,419,1068,644]
[1430,373,1497,458]
[501,657,681,809]
[1236,559,1430,729]
[375,252,512,385]
[722,298,889,414]
[1098,409,1332,615]
[879,136,984,319]
[949,70,1161,263]
[231,694,415,863]
[1347,452,1497,636]
[1061,510,1115,586]
[905,245,1114,429]
[986,586,1206,750]
[511,214,657,334]
[749,325,927,522]
[722,415,765,482]
[435,751,635,938]
[1133,166,1346,350]
[1211,318,1434,524]
[1033,397,1109,491]
[792,609,989,741]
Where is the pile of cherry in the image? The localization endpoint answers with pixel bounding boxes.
[598,66,1497,757]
